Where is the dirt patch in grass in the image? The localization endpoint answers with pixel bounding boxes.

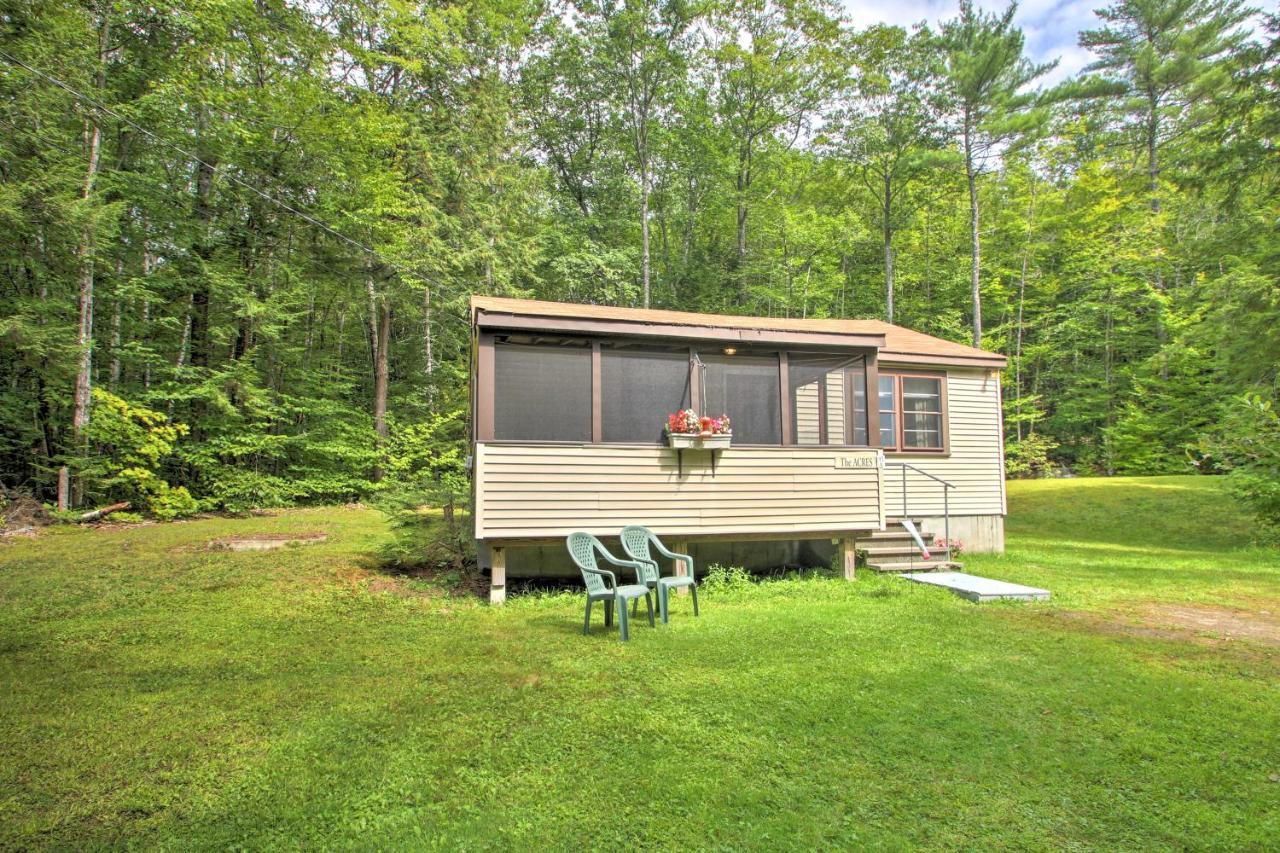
[210,532,328,551]
[1049,602,1280,649]
[1138,602,1280,647]
[364,575,441,598]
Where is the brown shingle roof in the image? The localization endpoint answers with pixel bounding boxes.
[471,296,1006,368]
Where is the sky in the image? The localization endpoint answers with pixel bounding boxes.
[843,0,1278,87]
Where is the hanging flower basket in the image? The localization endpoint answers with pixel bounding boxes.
[665,410,732,449]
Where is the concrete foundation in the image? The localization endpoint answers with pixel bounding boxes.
[914,514,1004,554]
[480,515,1004,580]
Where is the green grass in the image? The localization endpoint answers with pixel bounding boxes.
[1,476,1277,849]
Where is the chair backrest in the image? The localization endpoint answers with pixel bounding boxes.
[566,532,609,595]
[620,526,659,585]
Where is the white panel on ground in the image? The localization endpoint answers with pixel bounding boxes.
[901,571,1049,603]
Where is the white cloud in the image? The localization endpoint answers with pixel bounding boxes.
[841,0,1102,87]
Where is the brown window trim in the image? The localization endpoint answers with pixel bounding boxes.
[879,369,949,455]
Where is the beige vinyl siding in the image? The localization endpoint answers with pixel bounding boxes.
[476,444,883,540]
[827,372,846,441]
[793,369,847,445]
[882,368,1005,517]
[795,382,820,444]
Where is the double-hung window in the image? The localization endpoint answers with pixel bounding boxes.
[878,372,945,452]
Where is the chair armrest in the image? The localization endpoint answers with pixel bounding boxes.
[599,552,653,584]
[581,565,618,589]
[651,541,693,574]
[651,539,686,560]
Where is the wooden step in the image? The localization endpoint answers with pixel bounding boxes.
[861,532,938,545]
[862,545,953,559]
[866,559,963,574]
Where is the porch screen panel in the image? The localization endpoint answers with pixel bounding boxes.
[788,354,865,445]
[702,353,781,444]
[602,346,691,443]
[493,343,591,441]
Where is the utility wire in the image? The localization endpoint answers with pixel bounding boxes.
[0,46,460,302]
[0,114,91,160]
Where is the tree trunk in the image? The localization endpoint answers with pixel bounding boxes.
[1146,95,1169,379]
[422,285,434,412]
[371,298,390,482]
[883,173,894,324]
[109,258,123,388]
[141,236,153,390]
[65,8,110,511]
[640,168,651,309]
[736,142,751,305]
[189,110,216,371]
[965,124,982,348]
[1014,177,1037,441]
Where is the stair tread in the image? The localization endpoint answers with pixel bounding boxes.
[867,560,963,573]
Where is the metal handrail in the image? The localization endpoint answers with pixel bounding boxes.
[884,462,955,563]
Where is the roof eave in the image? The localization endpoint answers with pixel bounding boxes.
[474,308,887,350]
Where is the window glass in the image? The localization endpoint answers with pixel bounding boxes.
[878,374,897,448]
[900,376,943,449]
[850,359,869,445]
[493,342,591,441]
[702,353,781,444]
[602,346,691,442]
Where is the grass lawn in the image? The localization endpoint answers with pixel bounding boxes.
[1,476,1278,848]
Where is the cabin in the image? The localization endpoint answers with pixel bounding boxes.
[470,296,1008,603]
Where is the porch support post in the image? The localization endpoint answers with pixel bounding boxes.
[840,537,857,581]
[490,545,507,605]
[673,539,689,596]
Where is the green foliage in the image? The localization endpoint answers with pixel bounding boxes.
[0,0,1277,516]
[1004,433,1058,479]
[376,409,475,579]
[1206,393,1280,533]
[700,563,756,594]
[81,390,197,519]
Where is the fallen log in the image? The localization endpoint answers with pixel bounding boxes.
[77,501,130,523]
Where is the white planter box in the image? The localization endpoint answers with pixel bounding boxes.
[668,433,732,449]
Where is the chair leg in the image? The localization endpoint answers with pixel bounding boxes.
[604,600,613,627]
[617,596,630,641]
[644,592,655,627]
[631,596,639,617]
[659,586,669,624]
[691,584,700,616]
[583,598,593,635]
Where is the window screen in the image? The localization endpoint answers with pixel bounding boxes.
[493,342,591,441]
[701,353,781,444]
[602,346,691,442]
[788,354,865,445]
[901,376,943,449]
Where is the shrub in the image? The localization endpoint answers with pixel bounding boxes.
[1205,392,1280,534]
[1004,433,1058,478]
[81,391,198,519]
[700,563,754,594]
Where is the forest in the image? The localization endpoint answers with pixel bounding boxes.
[0,0,1277,527]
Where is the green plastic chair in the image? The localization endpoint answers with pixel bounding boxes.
[620,526,700,624]
[566,532,655,641]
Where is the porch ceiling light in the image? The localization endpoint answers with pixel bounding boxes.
[722,346,738,355]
